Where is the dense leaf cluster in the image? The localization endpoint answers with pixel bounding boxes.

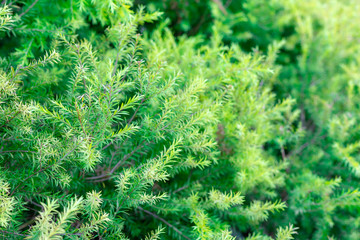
[143,0,360,239]
[1,0,359,239]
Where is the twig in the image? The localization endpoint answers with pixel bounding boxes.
[0,150,36,154]
[119,34,140,84]
[0,111,21,128]
[171,169,193,195]
[10,142,80,196]
[25,197,44,210]
[19,0,39,17]
[0,229,83,237]
[212,0,228,15]
[224,0,233,8]
[15,27,69,35]
[0,230,27,237]
[287,135,326,158]
[126,61,162,129]
[110,140,151,174]
[138,206,190,240]
[172,185,189,195]
[108,34,140,110]
[189,12,209,36]
[280,145,286,161]
[127,98,145,125]
[75,45,87,90]
[18,218,36,231]
[86,141,150,181]
[75,102,86,136]
[111,38,123,78]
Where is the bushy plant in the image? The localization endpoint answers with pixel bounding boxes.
[0,1,297,239]
[3,0,360,239]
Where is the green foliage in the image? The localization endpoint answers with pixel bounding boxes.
[2,0,360,239]
[138,0,360,239]
[236,1,360,239]
[0,0,296,239]
[142,23,301,238]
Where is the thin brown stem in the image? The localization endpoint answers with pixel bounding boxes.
[111,39,123,78]
[0,230,27,237]
[75,102,86,136]
[280,145,286,161]
[212,0,228,15]
[86,140,150,181]
[138,206,190,240]
[10,142,80,196]
[127,98,145,125]
[0,150,36,154]
[0,111,21,128]
[287,135,326,158]
[19,0,39,17]
[172,185,189,195]
[18,218,36,231]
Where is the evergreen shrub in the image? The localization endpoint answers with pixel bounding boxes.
[2,0,360,239]
[0,1,296,239]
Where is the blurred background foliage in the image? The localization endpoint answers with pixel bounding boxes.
[137,0,360,239]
